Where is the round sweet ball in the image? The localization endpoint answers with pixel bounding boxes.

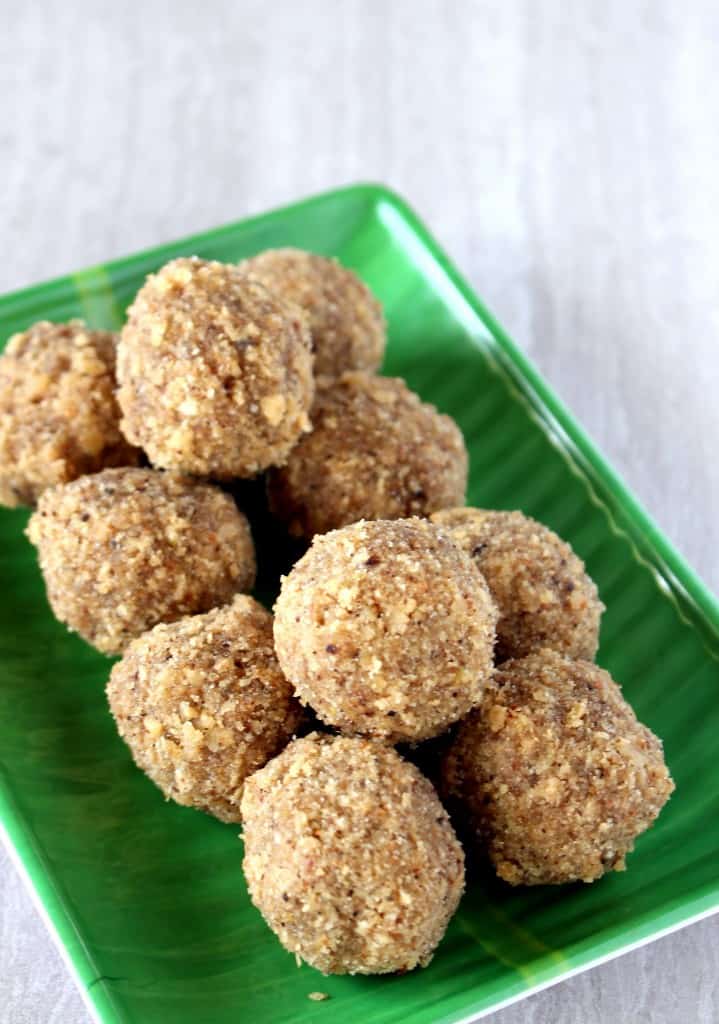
[273,518,497,743]
[241,733,465,975]
[441,649,674,886]
[0,320,139,507]
[26,467,256,655]
[431,508,603,662]
[238,248,385,377]
[117,257,314,478]
[268,372,468,538]
[107,596,305,823]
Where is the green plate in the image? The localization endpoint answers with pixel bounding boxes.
[1,184,718,1024]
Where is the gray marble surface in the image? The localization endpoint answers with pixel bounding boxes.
[1,1,718,1021]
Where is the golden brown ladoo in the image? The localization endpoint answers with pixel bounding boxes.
[268,372,468,538]
[117,257,314,478]
[273,518,497,743]
[241,733,465,975]
[0,320,139,507]
[26,467,255,655]
[441,649,674,885]
[238,248,386,377]
[107,596,304,822]
[431,508,603,661]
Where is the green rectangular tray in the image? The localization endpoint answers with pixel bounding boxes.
[1,184,718,1024]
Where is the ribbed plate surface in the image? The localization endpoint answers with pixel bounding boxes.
[0,184,717,1024]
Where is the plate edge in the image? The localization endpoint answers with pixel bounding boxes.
[447,902,719,1024]
[0,819,121,1024]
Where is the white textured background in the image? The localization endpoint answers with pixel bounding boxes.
[1,2,718,1022]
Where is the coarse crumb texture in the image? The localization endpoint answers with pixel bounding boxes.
[26,468,256,655]
[117,257,314,478]
[107,596,304,822]
[241,733,465,975]
[0,320,139,507]
[431,508,603,661]
[441,649,674,885]
[273,519,497,742]
[268,373,468,538]
[238,248,386,377]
